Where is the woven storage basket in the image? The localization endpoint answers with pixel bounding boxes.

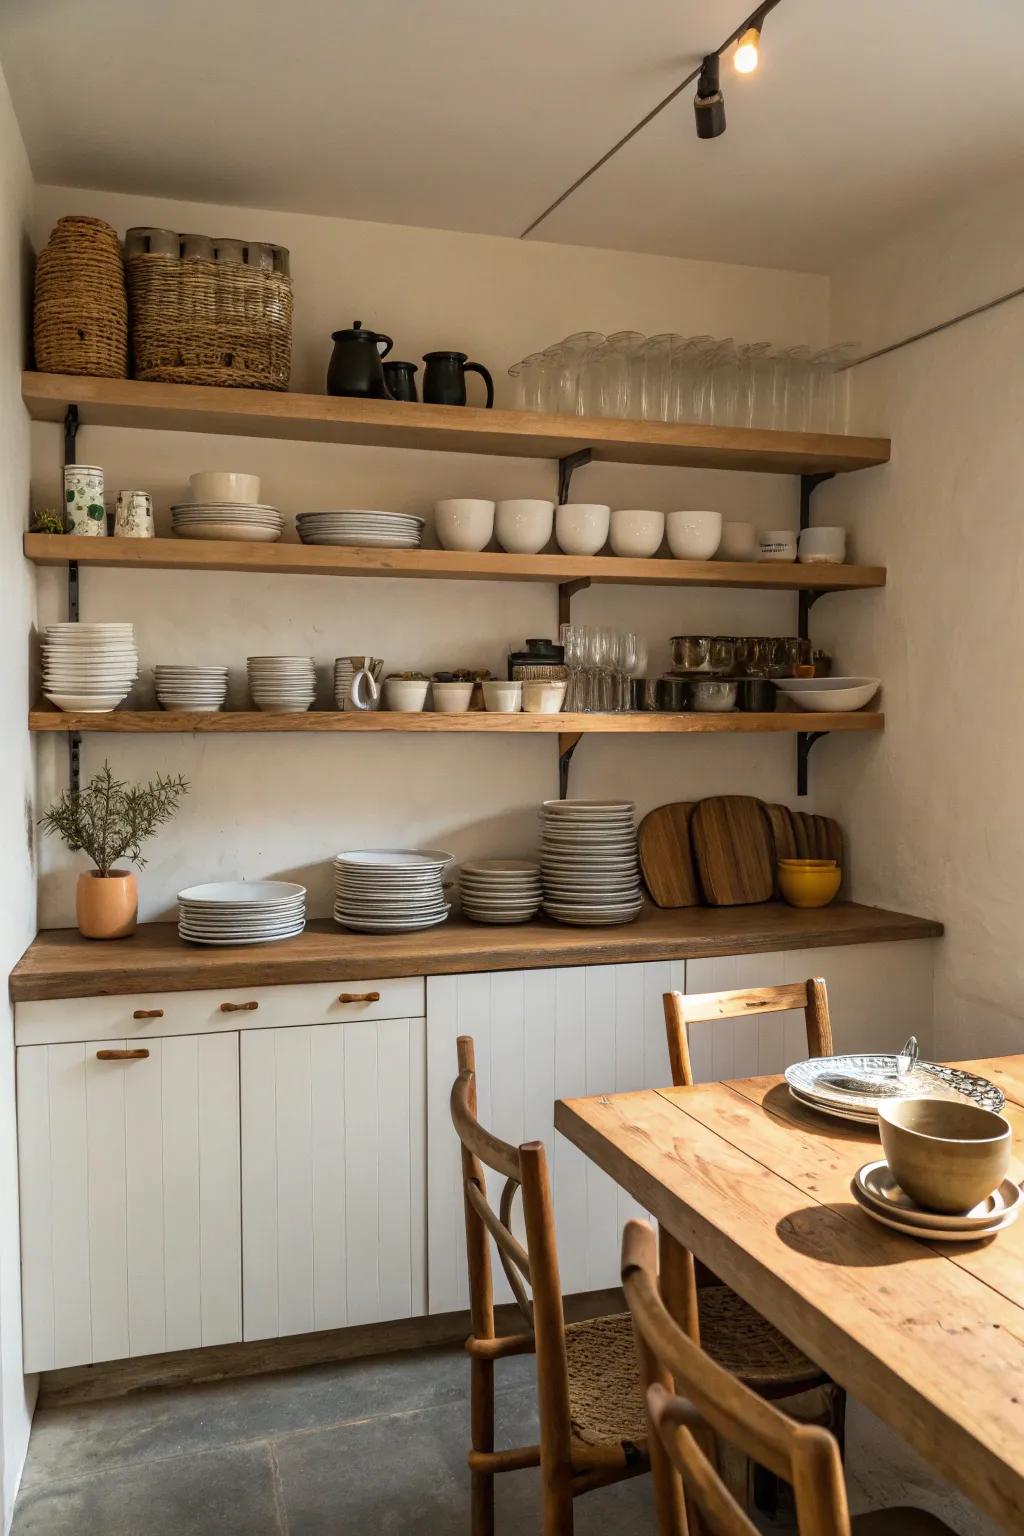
[126,251,293,390]
[33,216,128,378]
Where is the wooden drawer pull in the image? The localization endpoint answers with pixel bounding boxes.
[96,1049,150,1061]
[133,1008,164,1020]
[220,1000,259,1013]
[338,991,381,1004]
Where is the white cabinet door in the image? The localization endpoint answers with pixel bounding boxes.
[426,962,680,1314]
[240,1017,426,1340]
[18,1033,241,1373]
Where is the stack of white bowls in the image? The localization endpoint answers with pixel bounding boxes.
[296,510,424,548]
[540,799,643,926]
[332,849,453,932]
[154,664,228,712]
[177,881,306,946]
[247,656,316,712]
[42,622,138,712]
[459,859,542,924]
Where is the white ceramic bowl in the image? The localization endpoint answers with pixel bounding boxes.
[495,499,555,554]
[798,525,847,563]
[482,681,522,713]
[434,499,495,552]
[522,680,568,714]
[775,677,880,712]
[666,510,722,560]
[609,508,665,558]
[555,503,610,556]
[384,678,430,712]
[431,681,474,713]
[717,521,760,561]
[189,471,261,505]
[759,529,798,562]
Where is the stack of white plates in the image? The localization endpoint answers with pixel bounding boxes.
[178,881,306,946]
[296,510,424,548]
[42,622,138,712]
[171,503,284,543]
[333,849,453,931]
[154,664,228,712]
[851,1159,1020,1242]
[459,859,542,924]
[247,656,316,712]
[540,799,643,926]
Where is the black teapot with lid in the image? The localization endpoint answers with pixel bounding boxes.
[327,320,394,398]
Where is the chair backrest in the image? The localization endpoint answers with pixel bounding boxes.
[622,1221,851,1536]
[663,978,833,1088]
[450,1037,574,1468]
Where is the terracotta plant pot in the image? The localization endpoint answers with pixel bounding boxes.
[76,870,138,939]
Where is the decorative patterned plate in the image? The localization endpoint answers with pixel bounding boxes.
[785,1053,1004,1121]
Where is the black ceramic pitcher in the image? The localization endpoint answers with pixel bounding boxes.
[326,320,394,398]
[422,351,494,408]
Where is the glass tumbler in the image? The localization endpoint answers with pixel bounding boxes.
[600,331,645,419]
[640,333,683,421]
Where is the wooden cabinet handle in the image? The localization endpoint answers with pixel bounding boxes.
[96,1049,150,1061]
[133,1008,164,1020]
[338,991,381,1004]
[220,1000,259,1013]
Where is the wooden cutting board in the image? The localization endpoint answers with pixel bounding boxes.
[638,802,700,908]
[691,796,775,906]
[765,806,844,892]
[762,803,797,863]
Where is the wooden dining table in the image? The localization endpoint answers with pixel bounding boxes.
[555,1054,1024,1532]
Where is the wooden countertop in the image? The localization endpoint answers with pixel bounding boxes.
[9,903,943,1002]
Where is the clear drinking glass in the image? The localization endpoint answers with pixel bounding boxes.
[640,333,683,421]
[600,332,645,419]
[669,335,714,423]
[707,339,739,426]
[782,345,813,431]
[578,336,608,416]
[560,623,585,710]
[558,331,605,415]
[537,344,567,414]
[507,359,526,410]
[825,342,857,433]
[518,352,547,412]
[736,342,772,428]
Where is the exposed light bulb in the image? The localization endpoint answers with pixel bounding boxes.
[734,26,760,73]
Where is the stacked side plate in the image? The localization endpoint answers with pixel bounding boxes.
[178,881,306,945]
[154,664,228,712]
[172,502,284,543]
[851,1159,1020,1242]
[42,622,138,713]
[540,799,643,926]
[247,656,316,713]
[296,510,424,548]
[333,848,453,932]
[459,859,542,924]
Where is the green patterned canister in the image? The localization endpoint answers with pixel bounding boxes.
[64,464,107,536]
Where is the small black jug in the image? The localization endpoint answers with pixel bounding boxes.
[327,320,394,398]
[383,360,419,402]
[422,350,494,409]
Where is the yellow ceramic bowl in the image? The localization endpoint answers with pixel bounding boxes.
[778,858,836,869]
[777,863,842,908]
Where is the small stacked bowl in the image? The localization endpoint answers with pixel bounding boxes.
[459,859,542,924]
[42,622,138,712]
[177,881,306,946]
[333,849,453,932]
[154,664,228,712]
[247,656,316,712]
[778,859,841,909]
[540,799,643,926]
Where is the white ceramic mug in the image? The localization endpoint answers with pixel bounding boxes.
[383,677,429,712]
[609,508,665,558]
[666,509,722,560]
[718,521,759,561]
[798,526,847,564]
[482,680,522,713]
[555,503,610,556]
[434,499,495,552]
[494,499,555,554]
[431,681,474,713]
[64,465,106,536]
[759,529,798,562]
[114,490,154,538]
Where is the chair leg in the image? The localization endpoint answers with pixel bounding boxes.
[540,1476,574,1536]
[470,1356,495,1536]
[827,1384,847,1462]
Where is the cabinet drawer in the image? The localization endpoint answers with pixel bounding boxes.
[16,975,426,1047]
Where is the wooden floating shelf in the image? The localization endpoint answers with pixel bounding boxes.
[23,534,886,592]
[29,708,884,736]
[23,373,890,477]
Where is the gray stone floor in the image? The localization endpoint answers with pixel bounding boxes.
[12,1344,1000,1535]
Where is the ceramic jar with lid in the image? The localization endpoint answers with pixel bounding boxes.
[507,638,568,683]
[64,465,106,536]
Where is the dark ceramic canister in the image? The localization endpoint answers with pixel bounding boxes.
[383,360,419,402]
[422,351,494,408]
[656,676,692,711]
[737,677,777,712]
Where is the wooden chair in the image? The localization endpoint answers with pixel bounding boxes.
[663,977,834,1091]
[622,1220,955,1536]
[451,1035,651,1535]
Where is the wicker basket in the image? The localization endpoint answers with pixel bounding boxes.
[33,216,128,378]
[125,249,293,390]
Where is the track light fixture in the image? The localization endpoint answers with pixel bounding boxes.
[693,53,726,139]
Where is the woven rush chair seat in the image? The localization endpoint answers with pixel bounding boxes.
[698,1284,825,1388]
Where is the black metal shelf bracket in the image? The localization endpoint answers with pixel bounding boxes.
[795,470,836,792]
[796,730,828,797]
[557,576,591,629]
[558,732,582,799]
[557,448,592,505]
[64,403,82,794]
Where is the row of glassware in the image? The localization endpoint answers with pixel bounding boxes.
[508,333,856,434]
[560,625,648,712]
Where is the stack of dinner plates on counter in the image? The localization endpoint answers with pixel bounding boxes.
[177,881,306,945]
[154,664,228,712]
[247,655,317,712]
[171,503,284,542]
[333,848,453,931]
[296,510,424,548]
[42,622,138,713]
[459,859,542,924]
[540,799,643,926]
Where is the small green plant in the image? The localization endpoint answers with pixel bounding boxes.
[38,762,189,876]
[32,508,65,534]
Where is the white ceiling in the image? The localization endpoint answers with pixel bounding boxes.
[2,0,1023,273]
